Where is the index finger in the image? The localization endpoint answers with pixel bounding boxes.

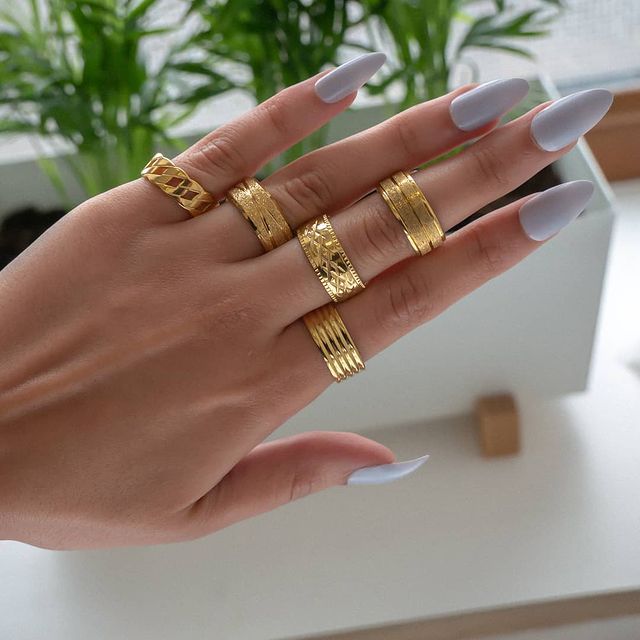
[169,53,387,214]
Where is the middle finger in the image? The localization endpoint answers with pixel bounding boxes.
[185,78,530,260]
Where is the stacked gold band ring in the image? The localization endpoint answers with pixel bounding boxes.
[303,305,364,382]
[141,153,218,217]
[225,179,365,382]
[377,171,445,255]
[296,214,365,380]
[297,214,365,303]
[226,177,293,252]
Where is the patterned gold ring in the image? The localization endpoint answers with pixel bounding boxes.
[227,178,293,252]
[297,214,365,303]
[377,171,445,255]
[304,304,365,382]
[141,153,218,217]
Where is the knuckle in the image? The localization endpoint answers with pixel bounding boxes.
[280,169,333,216]
[289,469,318,503]
[180,491,224,541]
[466,225,506,279]
[193,128,248,179]
[354,204,405,268]
[259,92,292,138]
[381,270,436,330]
[284,432,334,502]
[469,142,511,190]
[193,273,260,337]
[389,114,421,161]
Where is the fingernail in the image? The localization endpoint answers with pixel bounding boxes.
[315,52,386,104]
[346,454,429,486]
[450,78,530,131]
[519,180,595,241]
[531,89,613,152]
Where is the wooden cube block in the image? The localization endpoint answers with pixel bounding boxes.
[475,393,520,457]
[586,89,640,181]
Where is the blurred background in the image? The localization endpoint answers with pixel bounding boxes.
[0,1,639,639]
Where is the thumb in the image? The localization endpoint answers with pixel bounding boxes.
[186,431,426,536]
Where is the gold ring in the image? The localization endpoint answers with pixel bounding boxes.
[227,178,293,252]
[297,214,365,303]
[141,153,218,217]
[304,304,365,382]
[377,171,445,255]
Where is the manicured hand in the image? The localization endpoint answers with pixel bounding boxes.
[0,53,612,548]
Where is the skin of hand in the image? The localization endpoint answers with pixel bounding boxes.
[0,62,610,549]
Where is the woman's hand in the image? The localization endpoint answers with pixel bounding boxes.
[0,54,612,549]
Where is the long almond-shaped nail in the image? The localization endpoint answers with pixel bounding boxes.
[450,78,530,131]
[315,52,386,104]
[531,89,613,152]
[346,454,429,486]
[519,180,595,241]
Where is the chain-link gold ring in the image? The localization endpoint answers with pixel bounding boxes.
[141,153,218,217]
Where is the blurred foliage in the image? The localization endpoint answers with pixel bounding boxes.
[194,0,564,167]
[0,0,232,201]
[0,0,564,203]
[192,0,378,165]
[365,0,564,110]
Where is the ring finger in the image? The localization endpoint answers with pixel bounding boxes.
[278,179,596,393]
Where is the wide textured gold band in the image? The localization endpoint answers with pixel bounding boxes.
[227,177,293,252]
[297,214,365,303]
[304,304,365,382]
[377,171,445,255]
[141,153,218,217]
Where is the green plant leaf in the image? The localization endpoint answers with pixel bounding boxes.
[126,0,161,23]
[364,0,562,114]
[0,0,235,201]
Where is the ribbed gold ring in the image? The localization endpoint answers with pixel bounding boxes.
[141,153,218,217]
[297,214,365,303]
[377,171,445,255]
[226,177,293,252]
[304,304,365,382]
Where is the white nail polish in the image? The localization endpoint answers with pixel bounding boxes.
[450,78,530,131]
[519,180,595,242]
[531,89,613,152]
[314,52,386,104]
[346,454,429,486]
